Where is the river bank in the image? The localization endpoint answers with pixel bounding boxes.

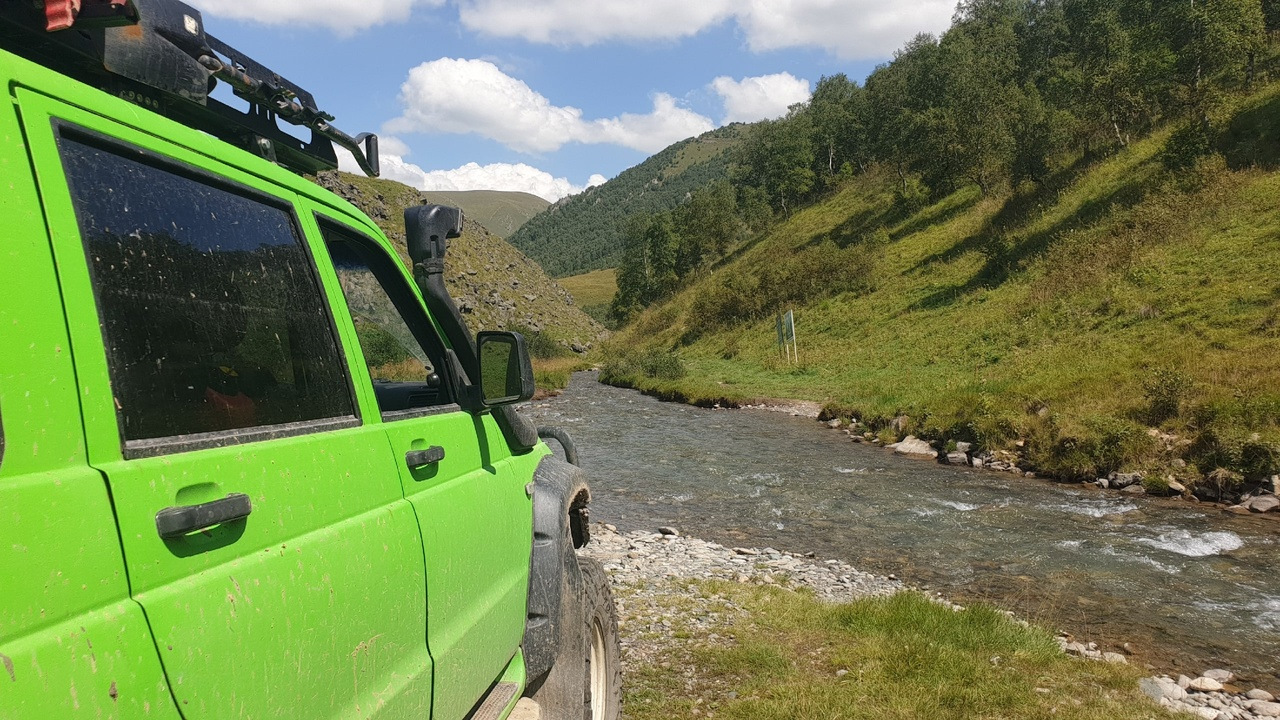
[601,371,1280,514]
[523,373,1280,698]
[583,523,1280,720]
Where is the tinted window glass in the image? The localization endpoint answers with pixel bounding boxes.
[59,133,355,442]
[322,226,452,415]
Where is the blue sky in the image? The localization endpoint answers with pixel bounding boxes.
[189,1,955,201]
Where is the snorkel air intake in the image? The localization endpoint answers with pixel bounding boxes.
[405,204,539,453]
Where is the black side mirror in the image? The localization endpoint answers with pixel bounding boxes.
[477,331,535,407]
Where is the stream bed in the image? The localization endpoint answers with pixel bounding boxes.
[522,372,1280,690]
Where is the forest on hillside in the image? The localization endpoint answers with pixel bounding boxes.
[507,125,744,277]
[611,0,1280,322]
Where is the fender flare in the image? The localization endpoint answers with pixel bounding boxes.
[521,454,591,683]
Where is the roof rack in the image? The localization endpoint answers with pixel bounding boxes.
[0,0,380,177]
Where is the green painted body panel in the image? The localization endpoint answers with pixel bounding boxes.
[0,53,178,718]
[305,204,536,720]
[1,40,551,720]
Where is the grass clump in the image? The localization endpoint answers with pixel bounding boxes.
[625,586,1173,720]
[600,347,687,385]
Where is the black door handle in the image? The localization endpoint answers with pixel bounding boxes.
[156,493,252,539]
[405,446,445,468]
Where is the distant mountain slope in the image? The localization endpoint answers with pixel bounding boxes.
[508,124,746,277]
[421,190,549,239]
[317,171,604,351]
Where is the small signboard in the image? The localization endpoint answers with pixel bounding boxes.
[777,309,797,363]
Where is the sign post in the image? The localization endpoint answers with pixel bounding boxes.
[777,310,797,363]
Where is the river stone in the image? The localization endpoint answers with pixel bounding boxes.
[1247,494,1279,513]
[955,441,972,453]
[888,436,937,459]
[1248,690,1277,702]
[1110,472,1143,488]
[1202,669,1234,683]
[1167,479,1187,495]
[1140,678,1167,702]
[657,526,679,536]
[945,451,970,465]
[1226,504,1253,515]
[1188,676,1224,692]
[1102,652,1127,664]
[1096,477,1110,489]
[1252,700,1280,717]
[1122,484,1147,495]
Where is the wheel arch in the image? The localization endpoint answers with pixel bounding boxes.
[522,453,592,682]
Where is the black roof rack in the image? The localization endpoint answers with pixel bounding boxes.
[0,0,380,177]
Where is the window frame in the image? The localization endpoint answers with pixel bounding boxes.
[53,121,363,459]
[315,215,463,422]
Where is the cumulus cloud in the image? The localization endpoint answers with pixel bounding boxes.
[456,0,733,46]
[385,58,714,154]
[186,0,442,33]
[455,0,955,59]
[336,143,604,202]
[712,73,811,124]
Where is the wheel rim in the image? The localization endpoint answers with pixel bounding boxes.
[588,617,608,720]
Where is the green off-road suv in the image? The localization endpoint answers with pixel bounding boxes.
[0,2,620,718]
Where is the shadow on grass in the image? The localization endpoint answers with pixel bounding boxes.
[1221,92,1280,171]
[908,172,1150,312]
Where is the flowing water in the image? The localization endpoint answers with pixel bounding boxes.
[523,372,1280,690]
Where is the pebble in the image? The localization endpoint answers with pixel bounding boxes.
[1139,672,1279,720]
[584,524,1275,720]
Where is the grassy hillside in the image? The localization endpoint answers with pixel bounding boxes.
[602,83,1280,493]
[315,171,604,354]
[420,189,548,239]
[508,125,745,277]
[558,268,618,326]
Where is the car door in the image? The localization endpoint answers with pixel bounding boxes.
[0,75,177,719]
[307,211,534,720]
[20,86,434,719]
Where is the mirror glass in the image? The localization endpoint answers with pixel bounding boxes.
[479,334,527,405]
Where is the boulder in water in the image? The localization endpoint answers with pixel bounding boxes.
[887,436,937,459]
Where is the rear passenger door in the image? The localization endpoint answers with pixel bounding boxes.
[21,90,434,719]
[310,214,534,720]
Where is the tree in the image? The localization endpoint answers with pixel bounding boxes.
[809,74,870,182]
[733,112,816,215]
[674,181,742,269]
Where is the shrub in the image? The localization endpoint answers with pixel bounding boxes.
[1142,365,1190,424]
[599,347,686,384]
[1162,121,1214,172]
[509,326,569,360]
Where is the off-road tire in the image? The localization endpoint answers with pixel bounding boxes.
[579,556,621,720]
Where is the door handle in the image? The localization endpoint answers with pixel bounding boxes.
[405,446,445,468]
[156,493,252,539]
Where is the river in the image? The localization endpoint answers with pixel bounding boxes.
[522,372,1280,691]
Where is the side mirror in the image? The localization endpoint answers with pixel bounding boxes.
[477,331,535,407]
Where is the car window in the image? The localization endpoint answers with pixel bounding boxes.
[58,131,356,444]
[320,222,454,417]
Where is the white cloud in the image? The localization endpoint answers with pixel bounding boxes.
[456,0,733,45]
[186,0,442,33]
[454,0,955,59]
[336,143,605,202]
[712,73,811,124]
[385,58,714,154]
[189,0,953,59]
